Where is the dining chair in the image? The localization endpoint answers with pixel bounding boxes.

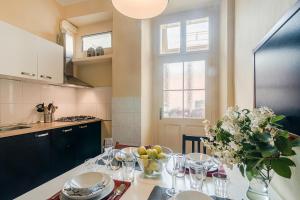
[182,134,208,154]
[115,141,138,149]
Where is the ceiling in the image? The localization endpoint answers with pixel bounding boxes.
[56,0,90,6]
[67,12,113,27]
[164,0,220,15]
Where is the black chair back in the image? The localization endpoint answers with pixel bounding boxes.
[182,134,208,154]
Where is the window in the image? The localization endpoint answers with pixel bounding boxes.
[65,33,74,58]
[157,13,211,119]
[160,22,181,54]
[186,17,209,51]
[82,32,112,51]
[163,61,206,119]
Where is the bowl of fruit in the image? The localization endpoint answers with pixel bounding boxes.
[134,145,172,178]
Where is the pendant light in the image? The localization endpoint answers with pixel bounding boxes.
[112,0,168,19]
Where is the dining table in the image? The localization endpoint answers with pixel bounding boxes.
[16,153,283,200]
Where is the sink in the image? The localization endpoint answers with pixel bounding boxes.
[0,125,32,132]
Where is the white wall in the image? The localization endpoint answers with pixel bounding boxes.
[234,0,299,199]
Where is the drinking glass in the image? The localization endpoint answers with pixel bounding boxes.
[123,160,135,182]
[103,138,114,149]
[109,149,122,171]
[101,146,113,169]
[175,154,186,178]
[212,172,229,198]
[165,154,181,197]
[189,161,207,191]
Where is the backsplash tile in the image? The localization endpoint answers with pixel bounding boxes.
[0,78,112,126]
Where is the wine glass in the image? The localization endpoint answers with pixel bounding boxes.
[165,154,181,197]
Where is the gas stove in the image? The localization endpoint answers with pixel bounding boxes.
[56,115,97,122]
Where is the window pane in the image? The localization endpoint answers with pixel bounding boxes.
[163,91,183,118]
[82,32,112,51]
[65,33,74,58]
[184,90,205,119]
[186,17,209,52]
[164,62,183,90]
[160,22,180,54]
[184,61,205,89]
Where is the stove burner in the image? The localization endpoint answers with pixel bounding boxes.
[56,116,97,122]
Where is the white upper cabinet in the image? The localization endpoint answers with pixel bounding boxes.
[37,38,64,84]
[0,21,38,80]
[0,21,64,84]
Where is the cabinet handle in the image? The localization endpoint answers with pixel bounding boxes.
[21,72,35,77]
[62,128,72,133]
[40,75,52,80]
[35,133,49,138]
[79,125,88,129]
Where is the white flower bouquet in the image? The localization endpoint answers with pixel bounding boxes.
[203,106,300,182]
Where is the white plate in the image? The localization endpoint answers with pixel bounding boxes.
[187,153,212,163]
[62,173,113,200]
[61,179,115,200]
[173,191,213,200]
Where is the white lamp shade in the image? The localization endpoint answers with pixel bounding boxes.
[112,0,168,19]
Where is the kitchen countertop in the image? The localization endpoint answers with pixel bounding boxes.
[0,119,102,139]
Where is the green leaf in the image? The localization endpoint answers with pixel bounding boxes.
[275,136,293,155]
[279,157,296,166]
[257,132,271,142]
[278,131,289,138]
[271,115,285,123]
[258,143,277,157]
[271,158,295,178]
[291,138,300,147]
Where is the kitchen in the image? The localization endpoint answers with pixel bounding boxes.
[0,0,300,200]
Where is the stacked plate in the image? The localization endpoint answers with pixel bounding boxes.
[61,172,114,200]
[187,153,218,172]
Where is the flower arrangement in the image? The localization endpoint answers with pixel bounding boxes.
[203,106,300,183]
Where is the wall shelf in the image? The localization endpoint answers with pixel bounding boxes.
[72,54,112,65]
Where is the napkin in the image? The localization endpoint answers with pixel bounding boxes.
[48,180,131,200]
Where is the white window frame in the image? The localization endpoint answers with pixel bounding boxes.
[153,8,219,122]
[81,31,112,51]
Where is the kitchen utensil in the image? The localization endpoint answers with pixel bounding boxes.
[44,113,52,123]
[108,183,126,200]
[36,103,45,112]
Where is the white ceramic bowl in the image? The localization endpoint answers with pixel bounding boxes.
[174,191,213,200]
[62,172,112,199]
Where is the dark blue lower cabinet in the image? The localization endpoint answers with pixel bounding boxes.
[0,121,101,200]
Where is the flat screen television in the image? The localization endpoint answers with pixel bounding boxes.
[254,1,300,136]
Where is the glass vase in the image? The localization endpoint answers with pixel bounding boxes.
[246,174,270,200]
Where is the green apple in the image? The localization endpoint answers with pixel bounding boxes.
[149,161,161,172]
[137,146,147,155]
[147,149,158,159]
[152,145,162,154]
[157,153,167,160]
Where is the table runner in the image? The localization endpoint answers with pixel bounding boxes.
[48,180,131,200]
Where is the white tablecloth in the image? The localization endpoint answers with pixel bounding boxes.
[16,156,282,200]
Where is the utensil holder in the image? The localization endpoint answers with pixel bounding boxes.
[44,113,53,123]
